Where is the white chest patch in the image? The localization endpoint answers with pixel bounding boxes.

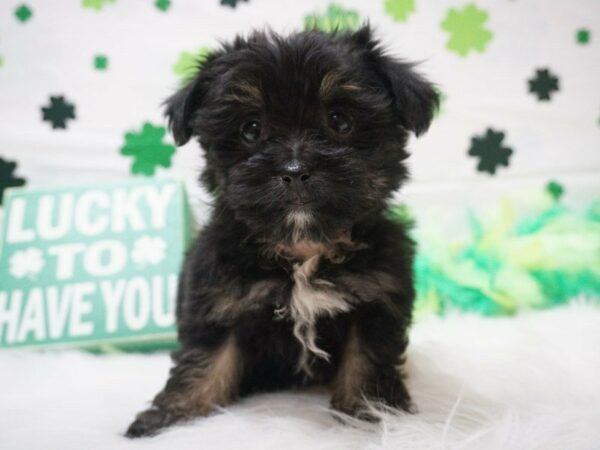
[286,210,313,243]
[277,254,352,375]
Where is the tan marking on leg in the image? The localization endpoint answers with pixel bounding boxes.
[171,334,241,415]
[331,323,368,407]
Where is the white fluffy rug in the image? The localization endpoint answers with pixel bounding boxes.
[2,301,600,450]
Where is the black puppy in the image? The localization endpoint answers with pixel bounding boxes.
[126,25,437,438]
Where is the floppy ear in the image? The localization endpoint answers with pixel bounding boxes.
[377,57,439,136]
[348,26,439,136]
[163,79,204,146]
[164,49,225,145]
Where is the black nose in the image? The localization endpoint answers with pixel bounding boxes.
[280,159,311,185]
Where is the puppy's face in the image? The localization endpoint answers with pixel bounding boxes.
[166,27,437,244]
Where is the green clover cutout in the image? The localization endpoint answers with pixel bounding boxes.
[546,181,564,202]
[120,123,176,176]
[0,157,26,205]
[304,4,361,32]
[468,128,513,175]
[384,0,415,23]
[173,47,212,84]
[155,0,170,12]
[94,55,108,71]
[576,29,590,45]
[221,0,248,7]
[441,4,493,57]
[41,95,76,129]
[15,4,33,23]
[82,0,116,11]
[528,68,560,101]
[433,88,447,118]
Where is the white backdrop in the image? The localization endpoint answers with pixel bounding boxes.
[1,0,599,316]
[1,0,598,222]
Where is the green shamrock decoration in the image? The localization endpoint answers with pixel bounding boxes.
[387,203,415,228]
[0,157,26,205]
[441,4,493,57]
[120,123,176,176]
[546,181,564,202]
[528,68,560,101]
[304,4,361,32]
[82,0,116,11]
[173,47,212,83]
[433,88,447,118]
[221,0,248,8]
[94,55,108,70]
[41,96,76,129]
[155,0,170,11]
[384,0,415,23]
[468,128,512,175]
[576,29,590,45]
[15,4,33,23]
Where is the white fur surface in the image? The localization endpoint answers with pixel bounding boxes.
[2,301,600,450]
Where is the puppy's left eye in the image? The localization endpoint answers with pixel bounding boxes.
[328,111,352,135]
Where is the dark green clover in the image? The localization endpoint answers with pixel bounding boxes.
[528,68,560,101]
[468,128,513,175]
[221,0,248,8]
[0,157,26,205]
[41,95,76,129]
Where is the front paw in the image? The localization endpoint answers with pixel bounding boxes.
[330,393,381,423]
[330,374,416,423]
[373,373,417,414]
[125,408,174,438]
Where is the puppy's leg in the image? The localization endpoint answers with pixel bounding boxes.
[330,323,377,421]
[330,306,413,421]
[126,333,241,438]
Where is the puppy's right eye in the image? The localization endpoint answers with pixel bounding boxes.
[240,120,261,144]
[328,111,352,135]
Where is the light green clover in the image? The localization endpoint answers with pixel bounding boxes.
[384,0,415,23]
[441,4,493,57]
[433,88,447,118]
[173,47,212,84]
[304,4,361,33]
[82,0,116,12]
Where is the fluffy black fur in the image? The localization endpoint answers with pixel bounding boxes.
[126,26,438,438]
